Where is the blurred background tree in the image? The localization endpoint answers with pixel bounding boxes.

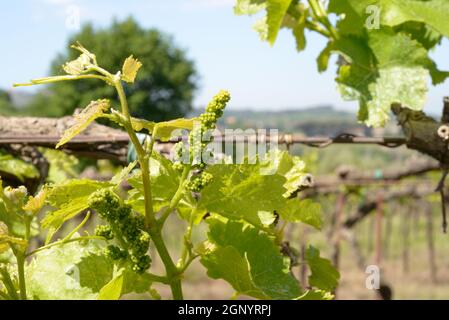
[0,89,14,115]
[24,17,198,121]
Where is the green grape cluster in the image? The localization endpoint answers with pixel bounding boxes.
[89,189,151,273]
[188,90,230,168]
[183,90,230,192]
[199,90,230,130]
[172,141,188,171]
[186,171,213,193]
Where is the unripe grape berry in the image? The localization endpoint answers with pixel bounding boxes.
[95,225,114,240]
[104,245,127,260]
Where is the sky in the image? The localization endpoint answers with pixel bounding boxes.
[1,0,449,115]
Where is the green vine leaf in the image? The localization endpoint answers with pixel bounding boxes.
[26,241,107,300]
[42,179,112,243]
[121,55,143,83]
[0,154,40,182]
[238,0,449,127]
[200,218,302,299]
[127,150,182,214]
[110,161,137,185]
[305,245,340,292]
[234,0,266,15]
[345,0,449,38]
[336,28,446,126]
[266,0,294,45]
[199,162,287,228]
[26,240,152,300]
[56,99,110,148]
[297,289,334,300]
[279,199,322,230]
[97,272,124,300]
[23,188,47,216]
[63,53,92,75]
[62,42,97,75]
[154,118,198,141]
[130,117,156,133]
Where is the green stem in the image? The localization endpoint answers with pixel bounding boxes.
[179,254,199,274]
[114,81,146,157]
[114,78,182,300]
[149,229,183,300]
[13,74,109,87]
[305,20,331,38]
[15,253,26,300]
[63,211,91,241]
[179,207,196,268]
[145,273,171,285]
[26,236,106,257]
[308,0,338,40]
[115,79,155,225]
[0,268,19,300]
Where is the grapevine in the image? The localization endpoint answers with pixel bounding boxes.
[0,41,336,301]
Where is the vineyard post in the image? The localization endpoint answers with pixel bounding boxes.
[383,203,394,260]
[423,201,437,284]
[402,205,411,274]
[375,192,383,267]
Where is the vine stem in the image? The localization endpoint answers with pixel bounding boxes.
[308,0,338,40]
[114,79,183,300]
[26,235,106,257]
[15,253,27,300]
[179,207,197,269]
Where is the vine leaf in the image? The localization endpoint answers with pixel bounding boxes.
[127,150,182,214]
[336,28,444,127]
[297,289,334,300]
[305,246,340,292]
[154,118,198,141]
[56,99,110,148]
[279,199,322,230]
[25,242,106,300]
[42,166,131,243]
[62,43,97,75]
[129,117,197,141]
[234,0,266,15]
[63,53,92,75]
[281,2,308,52]
[345,0,449,38]
[130,117,155,133]
[200,218,302,299]
[26,240,151,300]
[97,273,124,300]
[42,179,112,243]
[121,55,142,83]
[0,154,39,182]
[200,151,320,229]
[199,163,286,228]
[23,188,47,215]
[266,0,293,45]
[110,161,137,185]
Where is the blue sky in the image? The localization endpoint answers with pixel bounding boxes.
[1,0,449,115]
